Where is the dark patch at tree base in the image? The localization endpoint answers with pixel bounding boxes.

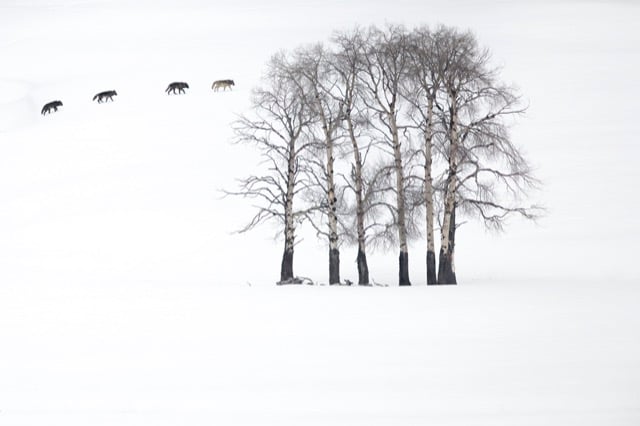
[277,276,314,285]
[437,205,457,285]
[357,248,370,285]
[426,250,437,285]
[399,251,411,286]
[280,248,294,282]
[329,248,340,285]
[437,249,457,285]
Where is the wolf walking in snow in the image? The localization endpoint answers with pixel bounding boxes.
[41,100,63,115]
[93,90,117,103]
[166,82,189,94]
[211,79,235,91]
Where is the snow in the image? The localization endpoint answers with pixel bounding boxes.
[1,0,639,424]
[1,281,639,425]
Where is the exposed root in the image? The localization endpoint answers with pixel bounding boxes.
[329,279,354,286]
[277,276,315,285]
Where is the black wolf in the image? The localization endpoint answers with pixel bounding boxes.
[93,90,117,103]
[166,82,189,95]
[212,79,235,91]
[41,100,63,115]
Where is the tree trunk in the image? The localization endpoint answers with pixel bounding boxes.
[329,248,340,284]
[280,135,297,283]
[399,250,410,286]
[357,246,369,285]
[326,171,340,284]
[327,197,340,284]
[438,194,455,283]
[427,250,437,285]
[325,127,340,285]
[390,110,411,286]
[437,204,457,284]
[438,92,459,285]
[313,85,341,285]
[437,248,455,285]
[280,246,294,282]
[449,204,457,281]
[424,98,437,285]
[347,113,370,286]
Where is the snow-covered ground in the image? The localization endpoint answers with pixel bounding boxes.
[1,280,639,425]
[1,0,639,424]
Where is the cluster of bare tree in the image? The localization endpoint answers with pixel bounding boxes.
[227,24,540,286]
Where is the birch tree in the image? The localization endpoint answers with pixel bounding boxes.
[454,82,540,232]
[404,26,443,285]
[436,28,484,284]
[292,44,346,284]
[228,23,540,286]
[358,24,417,286]
[227,52,314,283]
[434,26,539,284]
[330,29,377,285]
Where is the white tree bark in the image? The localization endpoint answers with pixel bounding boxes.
[424,98,437,284]
[438,90,459,284]
[281,137,297,282]
[389,107,411,286]
[347,116,369,284]
[320,109,341,284]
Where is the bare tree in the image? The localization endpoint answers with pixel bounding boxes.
[454,87,541,231]
[228,23,540,286]
[227,52,315,283]
[357,24,419,286]
[291,44,346,285]
[433,26,540,284]
[404,25,443,285]
[330,28,377,285]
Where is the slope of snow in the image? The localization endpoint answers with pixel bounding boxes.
[1,281,639,425]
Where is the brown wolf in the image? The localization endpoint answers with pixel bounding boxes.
[211,79,235,91]
[166,82,189,94]
[41,100,63,115]
[93,90,117,103]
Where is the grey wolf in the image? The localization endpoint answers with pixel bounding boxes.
[93,90,117,103]
[212,79,235,91]
[41,100,63,115]
[166,82,189,94]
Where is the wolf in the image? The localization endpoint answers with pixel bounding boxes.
[166,82,189,94]
[211,79,235,91]
[41,100,63,115]
[93,90,117,103]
